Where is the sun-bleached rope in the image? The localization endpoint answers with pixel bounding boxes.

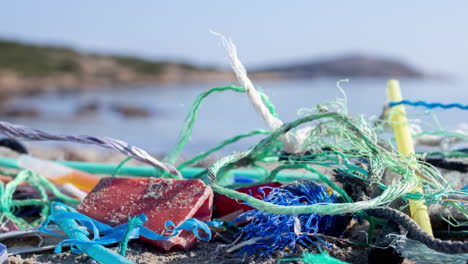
[212,32,300,153]
[0,121,181,177]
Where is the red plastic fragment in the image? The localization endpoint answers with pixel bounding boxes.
[213,182,282,218]
[0,217,19,232]
[76,177,213,251]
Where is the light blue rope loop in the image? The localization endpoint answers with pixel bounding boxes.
[41,202,222,254]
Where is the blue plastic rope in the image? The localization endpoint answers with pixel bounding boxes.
[389,100,468,110]
[41,202,222,254]
[0,243,6,264]
[233,182,345,256]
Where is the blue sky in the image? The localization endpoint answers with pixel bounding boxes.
[1,1,467,76]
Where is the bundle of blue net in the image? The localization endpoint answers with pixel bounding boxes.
[234,181,346,256]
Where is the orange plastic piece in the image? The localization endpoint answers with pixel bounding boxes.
[0,175,13,184]
[51,170,100,192]
[17,155,100,192]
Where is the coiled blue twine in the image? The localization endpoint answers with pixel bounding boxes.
[389,100,468,110]
[233,182,346,256]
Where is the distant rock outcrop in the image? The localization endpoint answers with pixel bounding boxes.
[0,106,41,118]
[110,103,152,118]
[0,38,426,96]
[254,55,424,79]
[0,39,225,96]
[74,101,154,119]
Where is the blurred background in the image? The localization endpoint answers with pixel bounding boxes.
[0,1,466,156]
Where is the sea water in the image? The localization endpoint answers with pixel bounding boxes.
[6,78,468,155]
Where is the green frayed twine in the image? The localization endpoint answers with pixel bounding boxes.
[205,110,464,218]
[118,215,145,256]
[0,170,79,229]
[165,85,278,165]
[424,151,468,158]
[113,157,133,177]
[177,129,270,170]
[165,85,245,164]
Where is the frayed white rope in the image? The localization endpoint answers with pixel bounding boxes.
[212,31,300,153]
[0,121,181,177]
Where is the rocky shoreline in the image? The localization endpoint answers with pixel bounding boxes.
[0,67,284,98]
[0,39,427,98]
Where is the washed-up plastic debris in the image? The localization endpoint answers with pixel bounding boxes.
[18,155,99,192]
[391,236,468,264]
[0,218,18,233]
[0,38,466,264]
[0,226,65,255]
[76,177,213,250]
[213,182,282,219]
[41,202,221,253]
[279,251,350,264]
[38,202,222,264]
[233,182,345,256]
[0,243,6,264]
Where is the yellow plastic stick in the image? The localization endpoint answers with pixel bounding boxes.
[386,79,433,236]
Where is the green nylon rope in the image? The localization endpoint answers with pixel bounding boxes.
[279,251,350,264]
[424,151,468,158]
[204,110,461,217]
[0,170,79,229]
[165,85,279,165]
[165,85,246,164]
[413,130,468,141]
[177,129,270,170]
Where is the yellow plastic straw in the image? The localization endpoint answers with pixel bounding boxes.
[386,79,433,236]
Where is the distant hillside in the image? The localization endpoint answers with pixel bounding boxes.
[0,40,226,95]
[0,40,427,96]
[254,55,424,79]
